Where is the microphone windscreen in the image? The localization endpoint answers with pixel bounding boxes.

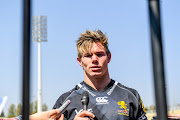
[81,91,89,105]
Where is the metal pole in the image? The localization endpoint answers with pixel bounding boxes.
[38,41,42,112]
[32,16,47,112]
[148,0,168,120]
[22,0,31,119]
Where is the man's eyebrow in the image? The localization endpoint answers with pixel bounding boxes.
[96,51,105,54]
[83,52,92,55]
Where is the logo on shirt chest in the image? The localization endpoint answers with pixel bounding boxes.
[96,96,109,105]
[117,101,129,116]
[75,108,93,114]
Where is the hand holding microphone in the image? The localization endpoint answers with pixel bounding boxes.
[0,109,64,120]
[74,91,95,120]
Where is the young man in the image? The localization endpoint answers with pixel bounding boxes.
[53,30,147,120]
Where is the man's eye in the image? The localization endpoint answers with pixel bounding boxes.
[97,53,104,57]
[85,54,92,57]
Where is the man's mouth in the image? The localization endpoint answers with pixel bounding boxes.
[90,66,101,71]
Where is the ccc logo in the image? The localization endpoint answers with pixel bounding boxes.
[96,96,108,103]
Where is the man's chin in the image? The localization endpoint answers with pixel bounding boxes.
[91,73,102,78]
[85,71,102,78]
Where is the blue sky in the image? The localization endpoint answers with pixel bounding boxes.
[0,0,180,115]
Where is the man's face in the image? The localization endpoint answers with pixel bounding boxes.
[77,42,111,78]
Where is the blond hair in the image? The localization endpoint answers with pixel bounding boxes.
[76,30,110,58]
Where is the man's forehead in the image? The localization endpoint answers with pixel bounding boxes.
[90,42,104,50]
[81,42,106,55]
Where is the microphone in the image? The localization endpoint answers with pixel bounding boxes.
[81,91,89,110]
[56,100,71,118]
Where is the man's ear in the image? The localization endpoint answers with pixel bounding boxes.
[107,53,111,63]
[77,57,83,67]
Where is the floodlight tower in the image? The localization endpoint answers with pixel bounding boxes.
[32,16,47,113]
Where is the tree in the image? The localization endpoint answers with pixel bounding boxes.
[30,102,34,114]
[42,103,48,111]
[0,111,5,117]
[30,100,48,113]
[7,104,16,118]
[16,104,22,116]
[149,105,156,111]
[34,100,37,113]
[30,102,35,114]
[30,100,37,114]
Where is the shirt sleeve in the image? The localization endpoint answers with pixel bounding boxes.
[137,97,147,120]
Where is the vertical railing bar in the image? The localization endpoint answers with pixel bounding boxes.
[148,0,168,120]
[22,0,31,120]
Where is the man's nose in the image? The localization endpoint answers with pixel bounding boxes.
[92,54,98,63]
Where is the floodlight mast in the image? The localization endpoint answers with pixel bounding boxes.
[32,16,47,113]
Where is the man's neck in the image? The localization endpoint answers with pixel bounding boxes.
[84,72,111,91]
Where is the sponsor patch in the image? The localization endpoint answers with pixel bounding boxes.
[82,87,96,97]
[117,101,129,116]
[96,96,109,105]
[75,108,93,114]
